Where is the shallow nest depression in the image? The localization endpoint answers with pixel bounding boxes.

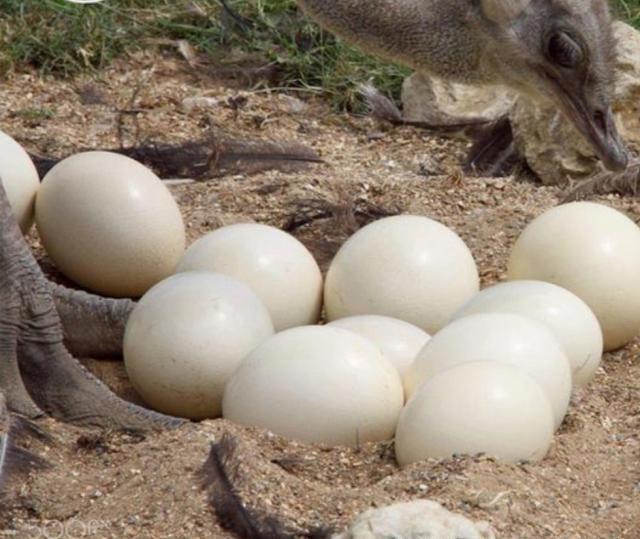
[1,54,639,538]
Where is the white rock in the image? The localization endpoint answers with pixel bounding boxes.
[401,72,515,123]
[333,500,495,539]
[182,96,220,113]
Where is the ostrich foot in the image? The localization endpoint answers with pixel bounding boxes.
[0,181,183,431]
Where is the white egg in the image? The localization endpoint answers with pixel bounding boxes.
[395,361,555,466]
[223,326,404,446]
[176,223,322,331]
[327,315,430,377]
[324,215,479,333]
[0,130,40,233]
[35,151,185,297]
[123,272,274,420]
[508,202,640,351]
[453,280,603,387]
[404,313,571,430]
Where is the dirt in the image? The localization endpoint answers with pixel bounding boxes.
[1,52,639,539]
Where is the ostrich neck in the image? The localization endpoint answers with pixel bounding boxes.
[297,0,496,84]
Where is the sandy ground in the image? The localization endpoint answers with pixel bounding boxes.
[0,52,639,538]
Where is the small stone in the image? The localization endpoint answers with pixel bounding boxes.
[181,96,220,114]
[402,72,515,123]
[277,95,307,115]
[333,500,495,539]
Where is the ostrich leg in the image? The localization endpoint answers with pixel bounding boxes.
[52,285,134,358]
[0,181,183,431]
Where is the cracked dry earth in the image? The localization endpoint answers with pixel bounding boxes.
[0,53,639,538]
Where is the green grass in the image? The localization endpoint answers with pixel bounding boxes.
[1,0,639,109]
[0,0,409,109]
[617,0,640,25]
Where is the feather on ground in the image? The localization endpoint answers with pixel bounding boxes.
[199,434,294,539]
[199,434,333,539]
[29,137,323,180]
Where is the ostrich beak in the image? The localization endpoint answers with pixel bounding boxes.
[544,72,628,172]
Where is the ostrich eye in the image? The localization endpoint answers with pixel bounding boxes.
[546,32,584,68]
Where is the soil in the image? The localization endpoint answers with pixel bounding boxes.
[0,51,639,539]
